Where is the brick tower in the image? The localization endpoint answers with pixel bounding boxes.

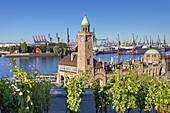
[77,14,94,74]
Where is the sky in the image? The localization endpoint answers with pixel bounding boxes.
[0,0,170,43]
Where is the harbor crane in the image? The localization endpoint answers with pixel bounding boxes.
[117,34,121,46]
[145,35,149,44]
[157,35,161,45]
[33,35,47,44]
[164,35,166,44]
[38,35,41,43]
[56,33,60,43]
[93,28,97,44]
[138,38,142,44]
[143,37,145,45]
[48,33,53,43]
[135,35,138,43]
[67,28,70,45]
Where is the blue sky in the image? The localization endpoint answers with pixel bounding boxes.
[0,0,170,43]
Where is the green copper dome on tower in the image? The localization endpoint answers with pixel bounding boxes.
[81,14,90,26]
[145,49,160,54]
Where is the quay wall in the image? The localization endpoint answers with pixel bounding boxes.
[4,53,58,57]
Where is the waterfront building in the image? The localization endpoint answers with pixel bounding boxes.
[35,48,42,53]
[135,49,169,77]
[57,14,114,86]
[56,14,170,86]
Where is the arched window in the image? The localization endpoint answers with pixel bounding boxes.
[61,76,64,81]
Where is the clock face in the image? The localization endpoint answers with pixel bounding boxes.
[80,37,83,42]
[87,37,90,42]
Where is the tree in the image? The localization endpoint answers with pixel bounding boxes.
[2,47,9,51]
[20,42,28,53]
[9,46,15,53]
[39,45,46,53]
[53,43,67,56]
[46,45,51,52]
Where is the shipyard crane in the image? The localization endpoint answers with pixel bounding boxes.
[67,28,70,45]
[44,35,47,43]
[145,35,149,44]
[135,35,138,43]
[93,28,97,44]
[48,33,53,43]
[143,37,145,45]
[164,35,166,44]
[117,34,121,46]
[38,35,41,43]
[138,38,142,44]
[157,35,161,45]
[149,35,151,45]
[41,35,44,42]
[33,36,36,43]
[132,33,136,45]
[35,36,38,43]
[56,33,60,43]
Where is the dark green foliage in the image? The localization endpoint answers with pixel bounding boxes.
[0,79,18,113]
[9,46,16,53]
[53,43,67,55]
[39,45,46,53]
[2,47,9,51]
[48,43,56,47]
[20,42,28,53]
[46,45,51,51]
[0,58,51,113]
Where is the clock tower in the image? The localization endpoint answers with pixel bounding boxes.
[77,14,94,74]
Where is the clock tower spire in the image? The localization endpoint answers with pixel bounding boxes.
[77,14,94,74]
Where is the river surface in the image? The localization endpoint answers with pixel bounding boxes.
[0,51,169,78]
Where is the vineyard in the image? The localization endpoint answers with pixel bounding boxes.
[0,59,169,113]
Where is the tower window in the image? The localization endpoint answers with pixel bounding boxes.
[87,59,90,65]
[88,45,89,49]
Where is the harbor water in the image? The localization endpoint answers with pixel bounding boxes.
[0,51,169,78]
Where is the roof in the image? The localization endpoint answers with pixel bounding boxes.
[94,61,103,69]
[36,48,41,51]
[81,14,90,26]
[145,49,160,54]
[58,54,77,67]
